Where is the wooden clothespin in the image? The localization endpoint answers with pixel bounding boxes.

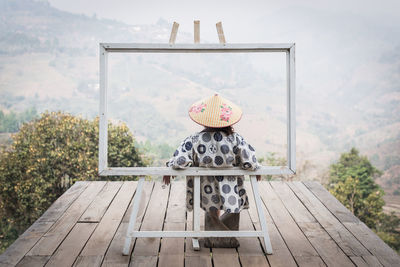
[216,22,226,44]
[169,22,179,44]
[194,20,200,44]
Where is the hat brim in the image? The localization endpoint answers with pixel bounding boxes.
[188,110,242,128]
[188,94,243,128]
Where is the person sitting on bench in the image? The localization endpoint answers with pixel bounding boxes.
[163,93,261,248]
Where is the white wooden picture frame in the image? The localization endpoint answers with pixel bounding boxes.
[98,43,296,177]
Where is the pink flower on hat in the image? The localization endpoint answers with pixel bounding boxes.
[220,104,232,122]
[189,103,206,113]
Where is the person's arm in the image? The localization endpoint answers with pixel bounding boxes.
[163,175,173,185]
[163,135,195,185]
[235,133,262,181]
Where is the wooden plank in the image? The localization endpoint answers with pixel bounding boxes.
[45,223,97,267]
[343,222,400,267]
[73,256,103,267]
[212,180,256,267]
[245,181,297,267]
[158,182,186,267]
[294,256,326,267]
[163,182,186,224]
[80,182,137,258]
[362,255,384,267]
[158,223,185,267]
[270,181,316,223]
[27,181,106,256]
[271,182,354,267]
[212,248,240,267]
[304,182,400,266]
[185,202,212,267]
[288,182,370,256]
[350,256,369,267]
[237,207,269,267]
[194,20,200,44]
[0,182,89,266]
[102,182,155,267]
[297,222,354,267]
[15,256,50,267]
[169,22,179,44]
[39,181,90,222]
[101,43,294,52]
[130,182,170,265]
[0,221,53,266]
[303,181,359,223]
[100,223,130,267]
[128,256,157,267]
[122,181,154,223]
[102,166,294,176]
[79,181,123,222]
[258,182,319,258]
[350,256,383,267]
[216,22,226,44]
[184,255,212,267]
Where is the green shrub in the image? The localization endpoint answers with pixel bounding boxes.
[328,148,400,251]
[0,111,147,252]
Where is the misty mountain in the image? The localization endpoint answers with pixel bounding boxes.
[0,0,399,192]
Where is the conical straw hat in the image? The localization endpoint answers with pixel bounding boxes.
[188,94,242,128]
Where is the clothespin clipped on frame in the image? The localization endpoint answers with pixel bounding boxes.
[169,22,179,44]
[216,22,226,44]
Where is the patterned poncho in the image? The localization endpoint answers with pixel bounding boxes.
[167,130,260,213]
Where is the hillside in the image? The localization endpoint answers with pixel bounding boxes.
[0,0,399,192]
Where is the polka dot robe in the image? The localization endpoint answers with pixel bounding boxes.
[166,131,260,213]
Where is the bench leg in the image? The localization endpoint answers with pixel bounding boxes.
[192,176,201,251]
[122,176,145,255]
[250,176,273,254]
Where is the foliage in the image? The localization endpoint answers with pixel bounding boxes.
[330,176,384,228]
[328,147,400,252]
[376,212,400,251]
[136,139,175,166]
[0,107,37,133]
[258,152,287,181]
[0,111,147,252]
[329,147,382,198]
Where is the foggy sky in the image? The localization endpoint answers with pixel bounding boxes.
[45,0,400,127]
[47,0,400,43]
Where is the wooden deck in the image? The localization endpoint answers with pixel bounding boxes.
[1,180,399,267]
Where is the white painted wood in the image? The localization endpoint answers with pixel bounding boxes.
[100,43,294,53]
[128,230,264,238]
[192,176,201,250]
[193,176,201,232]
[98,43,296,177]
[250,176,273,254]
[100,42,291,255]
[98,45,108,173]
[169,22,179,44]
[192,238,200,251]
[216,22,226,44]
[99,166,294,176]
[123,176,273,253]
[288,45,296,173]
[122,176,145,255]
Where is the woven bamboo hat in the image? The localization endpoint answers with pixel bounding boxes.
[188,94,242,128]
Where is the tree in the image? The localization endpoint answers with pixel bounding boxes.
[330,176,384,228]
[0,107,37,133]
[0,111,147,252]
[328,148,400,252]
[329,147,382,198]
[375,212,400,251]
